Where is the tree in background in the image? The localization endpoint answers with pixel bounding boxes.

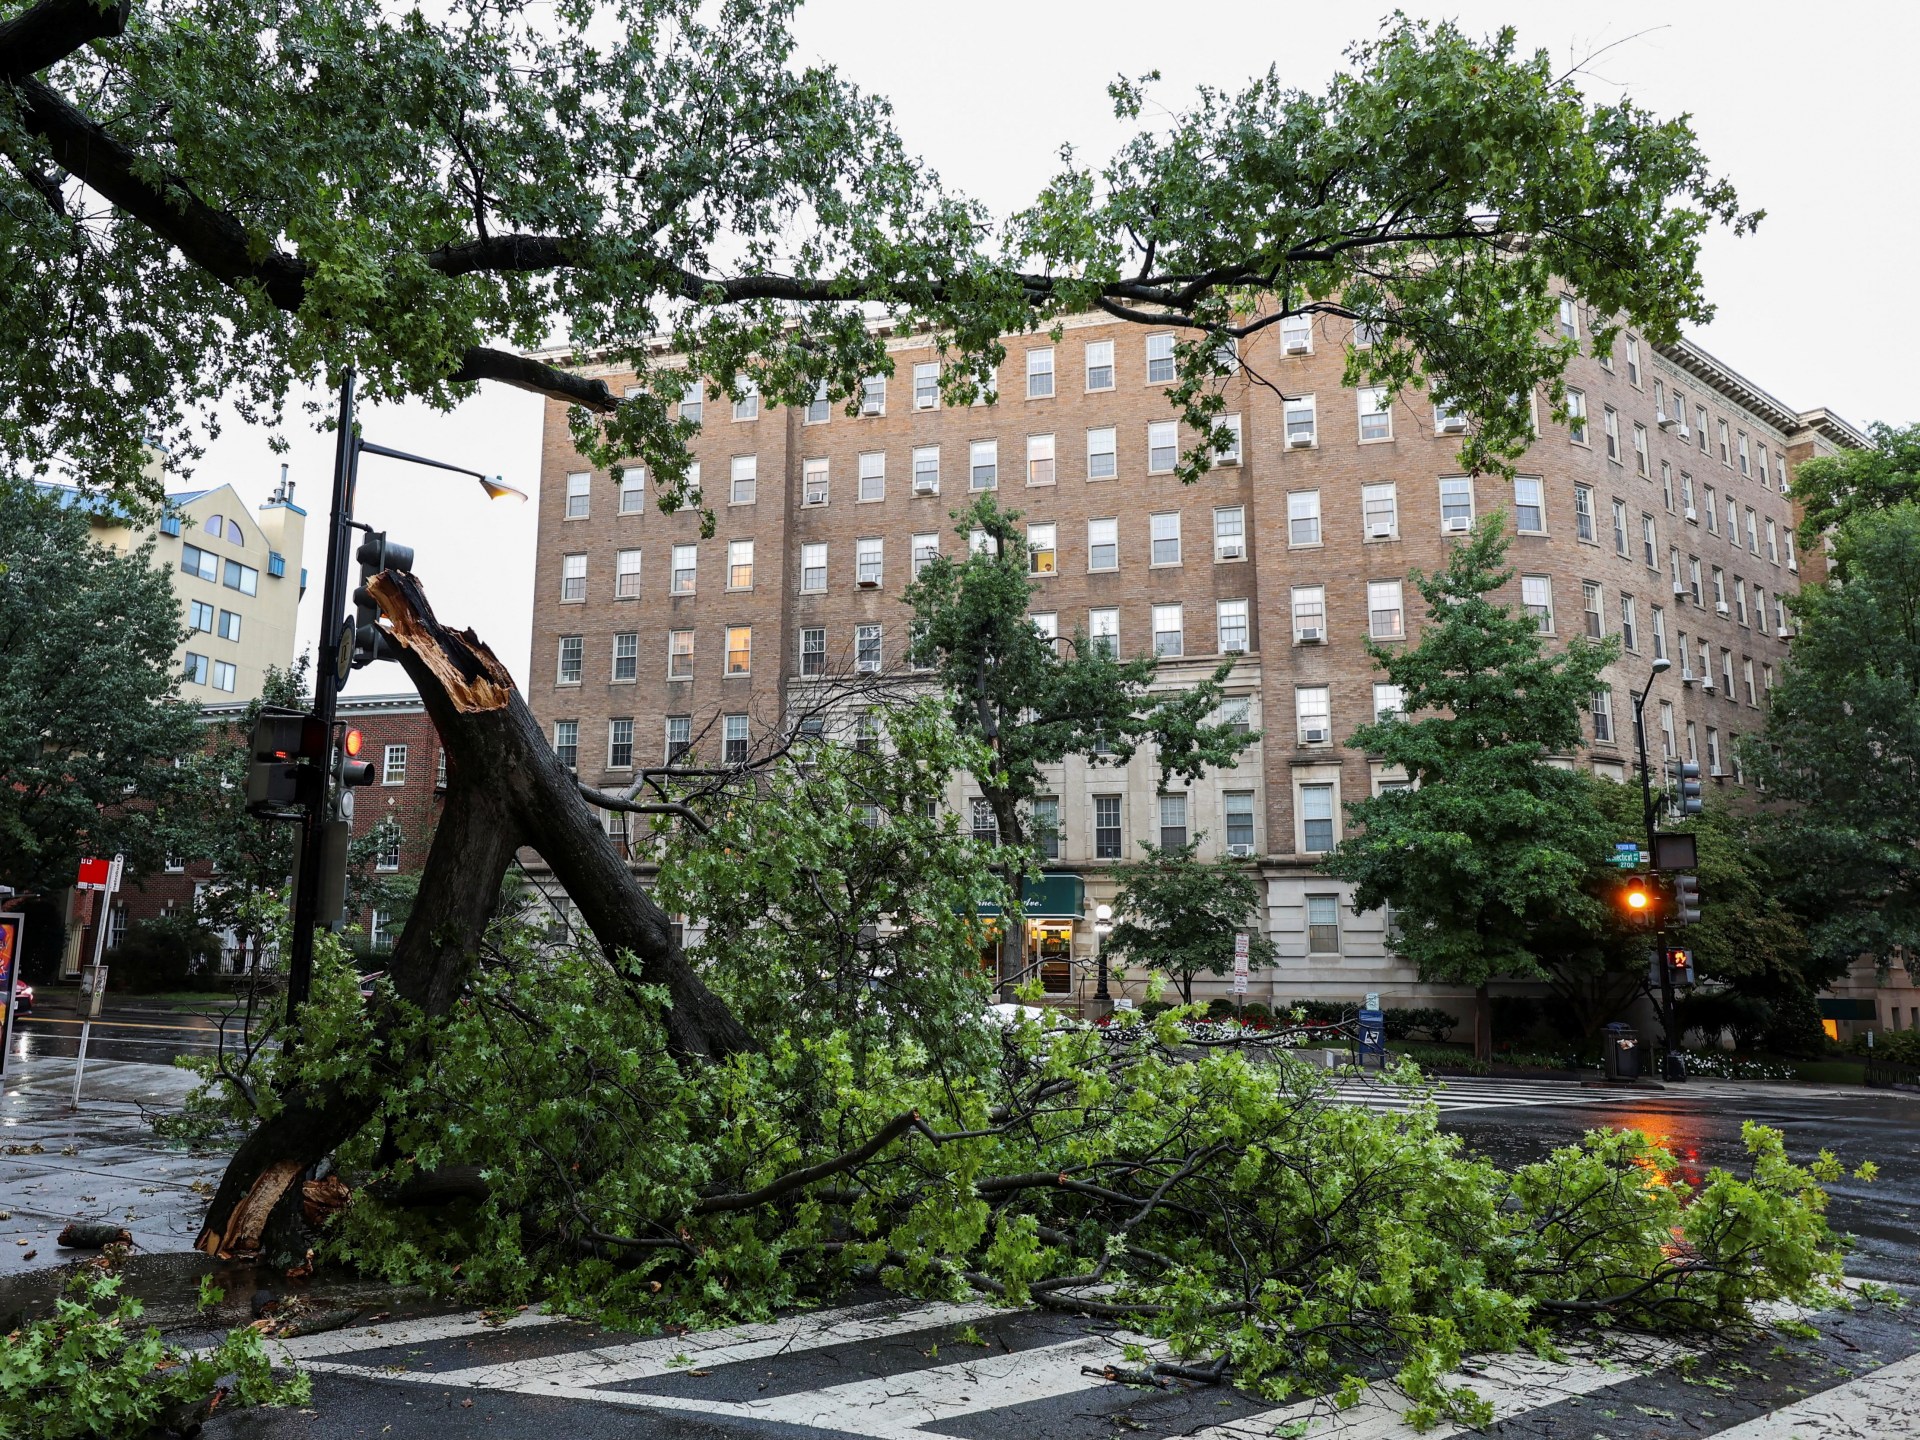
[905,495,1248,992]
[1321,518,1619,1062]
[0,477,200,898]
[3,5,1749,513]
[1789,422,1920,563]
[1749,503,1920,983]
[1104,840,1275,1004]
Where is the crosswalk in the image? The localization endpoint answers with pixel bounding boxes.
[1322,1073,1640,1113]
[271,1282,1920,1440]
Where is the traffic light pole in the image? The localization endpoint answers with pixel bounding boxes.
[1630,668,1681,1080]
[286,372,362,1021]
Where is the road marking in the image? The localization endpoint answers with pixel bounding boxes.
[16,1017,230,1033]
[1324,1078,1636,1113]
[1706,1347,1920,1437]
[269,1307,567,1361]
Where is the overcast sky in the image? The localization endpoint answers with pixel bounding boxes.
[196,0,1914,694]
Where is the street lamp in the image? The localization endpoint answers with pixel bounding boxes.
[1628,655,1684,1080]
[1092,902,1114,1008]
[286,371,526,1019]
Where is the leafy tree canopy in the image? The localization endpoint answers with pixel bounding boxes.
[1749,503,1920,975]
[2,2,1750,516]
[1790,421,1920,558]
[1104,839,1276,1003]
[0,476,201,895]
[1321,517,1619,988]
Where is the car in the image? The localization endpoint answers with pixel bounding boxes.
[11,980,32,1014]
[357,971,385,1002]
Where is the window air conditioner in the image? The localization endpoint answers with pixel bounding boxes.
[1298,627,1323,644]
[1700,676,1715,692]
[861,400,883,417]
[1680,670,1695,684]
[1684,507,1698,521]
[1285,339,1310,356]
[1369,523,1395,540]
[913,479,938,495]
[1226,843,1255,859]
[1778,625,1792,638]
[1709,765,1725,778]
[1302,727,1329,744]
[1439,417,1469,435]
[1673,581,1688,597]
[915,396,935,411]
[1224,641,1248,654]
[1656,411,1675,429]
[1287,432,1314,449]
[1715,601,1730,616]
[1444,515,1471,533]
[1676,424,1692,440]
[858,578,880,590]
[1218,542,1244,560]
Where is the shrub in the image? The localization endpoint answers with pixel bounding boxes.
[1238,1002,1272,1021]
[1679,1051,1799,1082]
[1139,999,1174,1019]
[1871,1030,1920,1067]
[1204,997,1238,1021]
[1382,1007,1457,1042]
[110,915,220,992]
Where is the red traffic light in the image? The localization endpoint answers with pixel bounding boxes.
[344,727,364,758]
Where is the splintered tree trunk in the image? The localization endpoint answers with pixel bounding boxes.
[196,571,754,1260]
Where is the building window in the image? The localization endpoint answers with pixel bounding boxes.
[1296,686,1332,745]
[1147,420,1178,474]
[970,528,997,557]
[851,536,882,588]
[565,471,591,519]
[1439,476,1475,531]
[912,362,940,411]
[180,543,217,582]
[1712,566,1726,609]
[222,560,259,596]
[1592,687,1614,743]
[1214,413,1242,466]
[730,454,757,505]
[557,635,583,684]
[1284,395,1317,447]
[1745,508,1760,556]
[1557,294,1578,339]
[1214,506,1246,560]
[854,623,882,673]
[1373,682,1405,722]
[1633,423,1650,477]
[799,542,827,594]
[183,651,209,685]
[189,599,214,632]
[1722,648,1736,696]
[849,451,882,504]
[970,439,998,490]
[217,609,241,641]
[1368,580,1405,641]
[1661,461,1675,514]
[1146,332,1175,383]
[668,629,693,678]
[669,544,697,595]
[1703,484,1718,534]
[614,548,643,599]
[608,717,634,770]
[1348,483,1396,544]
[1301,787,1336,854]
[1641,514,1658,569]
[1734,578,1748,626]
[1152,604,1184,658]
[1513,476,1545,534]
[1084,340,1115,391]
[1583,581,1604,638]
[1681,471,1697,516]
[1093,794,1123,858]
[1218,695,1252,734]
[1625,335,1641,386]
[911,445,939,496]
[912,533,939,579]
[1156,793,1188,850]
[1150,511,1181,565]
[1027,523,1057,575]
[1281,312,1313,353]
[856,374,885,417]
[1726,495,1740,541]
[803,381,831,425]
[1565,389,1588,445]
[671,379,702,424]
[1217,599,1249,654]
[1651,604,1667,660]
[726,626,752,675]
[1619,595,1639,652]
[1027,433,1055,485]
[1306,894,1340,953]
[551,724,576,771]
[1024,347,1055,399]
[212,660,237,692]
[1089,608,1119,658]
[722,539,751,591]
[1603,407,1623,463]
[1086,426,1117,480]
[612,632,638,682]
[803,457,829,506]
[1714,417,1729,465]
[369,910,393,952]
[383,744,408,786]
[666,715,692,764]
[1032,612,1059,654]
[1572,485,1595,543]
[799,627,825,676]
[1292,585,1326,643]
[1611,501,1629,558]
[731,380,758,421]
[1288,490,1321,546]
[1765,517,1779,564]
[712,713,745,766]
[1738,431,1755,477]
[1522,575,1553,633]
[1088,517,1119,571]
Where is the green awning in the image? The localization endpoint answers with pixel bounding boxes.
[977,873,1085,920]
[1818,997,1879,1020]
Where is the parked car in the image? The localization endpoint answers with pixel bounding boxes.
[11,979,32,1014]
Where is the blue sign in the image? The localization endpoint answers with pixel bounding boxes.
[1356,1007,1386,1068]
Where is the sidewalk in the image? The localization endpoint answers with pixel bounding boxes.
[0,1055,222,1283]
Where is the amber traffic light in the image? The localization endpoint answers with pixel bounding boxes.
[1620,878,1654,915]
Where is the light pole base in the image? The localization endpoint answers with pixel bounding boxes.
[1082,996,1116,1023]
[1662,1050,1688,1081]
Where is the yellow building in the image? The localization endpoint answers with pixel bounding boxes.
[40,470,308,701]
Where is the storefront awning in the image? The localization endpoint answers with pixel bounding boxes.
[977,873,1085,920]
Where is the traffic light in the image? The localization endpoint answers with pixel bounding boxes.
[1672,873,1702,925]
[1677,762,1704,817]
[1619,876,1656,920]
[246,709,327,821]
[352,530,415,669]
[1664,946,1696,985]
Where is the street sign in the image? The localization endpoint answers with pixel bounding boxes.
[1364,991,1380,1013]
[1610,842,1646,869]
[0,912,22,1080]
[75,856,111,891]
[1232,973,1248,994]
[1234,932,1250,962]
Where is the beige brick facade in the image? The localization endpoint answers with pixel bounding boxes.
[529,308,1859,1016]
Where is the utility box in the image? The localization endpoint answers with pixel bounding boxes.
[1356,1008,1386,1070]
[1604,1022,1641,1082]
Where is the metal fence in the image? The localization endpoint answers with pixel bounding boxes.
[1864,1056,1920,1092]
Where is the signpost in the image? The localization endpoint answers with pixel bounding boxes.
[69,854,122,1108]
[0,912,22,1080]
[1231,932,1250,1002]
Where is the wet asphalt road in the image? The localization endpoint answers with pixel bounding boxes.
[8,1000,264,1066]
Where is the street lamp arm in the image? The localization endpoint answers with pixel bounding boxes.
[355,438,519,497]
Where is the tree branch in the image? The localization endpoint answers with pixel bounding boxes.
[689,1109,919,1216]
[0,0,129,81]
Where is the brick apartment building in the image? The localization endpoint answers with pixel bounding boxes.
[74,693,442,976]
[527,304,1864,1016]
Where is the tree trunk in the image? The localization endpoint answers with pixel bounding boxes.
[1473,983,1493,1065]
[196,571,753,1260]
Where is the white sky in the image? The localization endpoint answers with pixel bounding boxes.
[195,0,1914,693]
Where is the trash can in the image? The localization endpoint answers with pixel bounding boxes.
[1603,1022,1641,1082]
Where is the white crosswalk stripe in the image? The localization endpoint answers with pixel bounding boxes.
[279,1285,1919,1439]
[1322,1075,1640,1113]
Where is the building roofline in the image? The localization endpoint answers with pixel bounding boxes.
[194,692,424,724]
[1654,337,1866,449]
[1791,407,1871,451]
